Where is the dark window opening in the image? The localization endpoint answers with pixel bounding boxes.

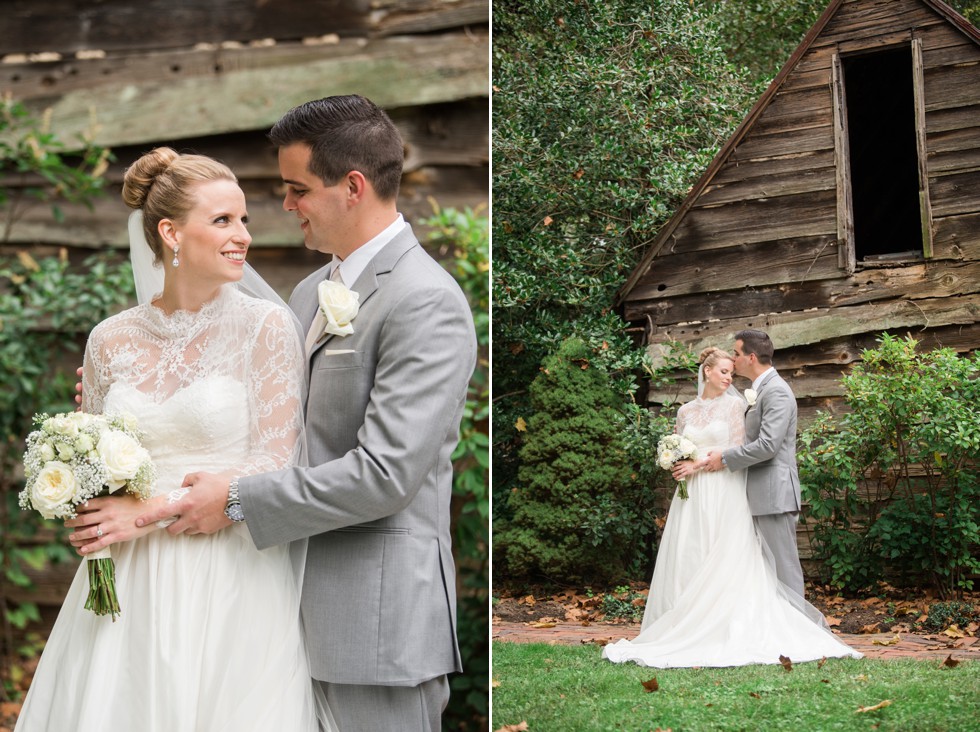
[842,46,923,262]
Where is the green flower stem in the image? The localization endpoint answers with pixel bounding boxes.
[84,557,120,621]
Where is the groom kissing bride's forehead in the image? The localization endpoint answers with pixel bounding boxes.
[60,95,476,732]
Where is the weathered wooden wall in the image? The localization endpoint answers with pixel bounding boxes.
[1,1,489,300]
[618,0,980,562]
[622,0,979,389]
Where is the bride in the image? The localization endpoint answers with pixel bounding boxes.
[603,347,861,668]
[16,149,335,730]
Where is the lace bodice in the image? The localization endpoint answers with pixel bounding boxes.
[82,286,306,495]
[675,393,746,452]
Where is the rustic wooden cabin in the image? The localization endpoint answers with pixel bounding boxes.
[618,0,979,423]
[1,0,489,296]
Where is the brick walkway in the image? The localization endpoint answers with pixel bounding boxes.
[493,620,980,661]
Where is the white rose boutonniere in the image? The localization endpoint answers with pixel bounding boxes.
[316,279,360,338]
[744,388,758,407]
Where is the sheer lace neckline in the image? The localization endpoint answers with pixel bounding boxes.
[145,286,232,336]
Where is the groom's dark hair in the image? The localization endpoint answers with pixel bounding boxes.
[735,329,774,364]
[269,95,404,201]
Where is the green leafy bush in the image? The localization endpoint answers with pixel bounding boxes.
[800,334,980,598]
[924,600,978,632]
[420,203,489,731]
[496,338,658,585]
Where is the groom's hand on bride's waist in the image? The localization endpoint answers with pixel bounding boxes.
[135,472,232,535]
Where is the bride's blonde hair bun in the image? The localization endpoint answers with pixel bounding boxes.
[699,347,732,370]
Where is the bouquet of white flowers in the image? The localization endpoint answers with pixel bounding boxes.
[656,433,699,500]
[20,411,155,620]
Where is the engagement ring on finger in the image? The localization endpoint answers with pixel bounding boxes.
[167,488,190,505]
[96,525,103,538]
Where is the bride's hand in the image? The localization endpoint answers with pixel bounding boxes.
[66,494,169,556]
[671,460,699,480]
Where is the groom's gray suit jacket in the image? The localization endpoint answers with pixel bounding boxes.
[722,370,801,516]
[238,224,476,687]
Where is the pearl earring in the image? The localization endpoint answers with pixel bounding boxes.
[172,245,180,268]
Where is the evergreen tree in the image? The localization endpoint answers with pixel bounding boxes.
[497,338,642,584]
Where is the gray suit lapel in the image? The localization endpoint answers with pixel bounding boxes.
[307,225,420,359]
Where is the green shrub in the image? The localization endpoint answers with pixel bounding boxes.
[420,203,489,731]
[800,334,980,598]
[924,601,978,632]
[497,338,654,584]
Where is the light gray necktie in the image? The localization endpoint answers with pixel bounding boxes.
[305,267,343,354]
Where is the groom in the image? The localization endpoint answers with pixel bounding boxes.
[704,329,806,598]
[139,96,476,730]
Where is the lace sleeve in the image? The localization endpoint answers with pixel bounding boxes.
[237,306,307,476]
[80,325,109,415]
[675,403,688,435]
[727,395,746,448]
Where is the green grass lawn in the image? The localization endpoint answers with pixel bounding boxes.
[492,642,980,731]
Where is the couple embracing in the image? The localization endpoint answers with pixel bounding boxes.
[604,331,862,668]
[16,96,476,731]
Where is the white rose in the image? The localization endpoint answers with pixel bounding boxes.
[98,430,149,491]
[31,462,77,519]
[45,416,79,439]
[316,280,360,337]
[56,444,76,461]
[744,389,758,406]
[39,442,56,462]
[74,434,95,454]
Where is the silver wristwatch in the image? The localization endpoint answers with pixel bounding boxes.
[224,478,245,523]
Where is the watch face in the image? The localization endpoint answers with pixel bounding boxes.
[225,503,245,522]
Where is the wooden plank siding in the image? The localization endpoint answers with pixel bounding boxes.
[0,6,489,291]
[0,0,489,55]
[619,0,980,413]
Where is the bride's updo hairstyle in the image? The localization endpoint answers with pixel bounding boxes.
[699,346,732,372]
[122,147,238,264]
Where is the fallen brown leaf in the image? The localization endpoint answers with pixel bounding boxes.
[641,677,659,693]
[542,215,553,226]
[779,655,793,672]
[943,625,965,638]
[817,657,828,669]
[859,622,881,634]
[940,654,960,669]
[871,634,901,646]
[494,722,529,732]
[529,621,555,629]
[491,678,501,688]
[855,700,892,714]
[825,616,842,627]
[519,595,535,606]
[749,692,761,699]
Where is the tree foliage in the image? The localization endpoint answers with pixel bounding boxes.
[492,0,756,541]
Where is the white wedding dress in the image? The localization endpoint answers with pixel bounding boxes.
[603,393,862,668]
[16,287,334,731]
